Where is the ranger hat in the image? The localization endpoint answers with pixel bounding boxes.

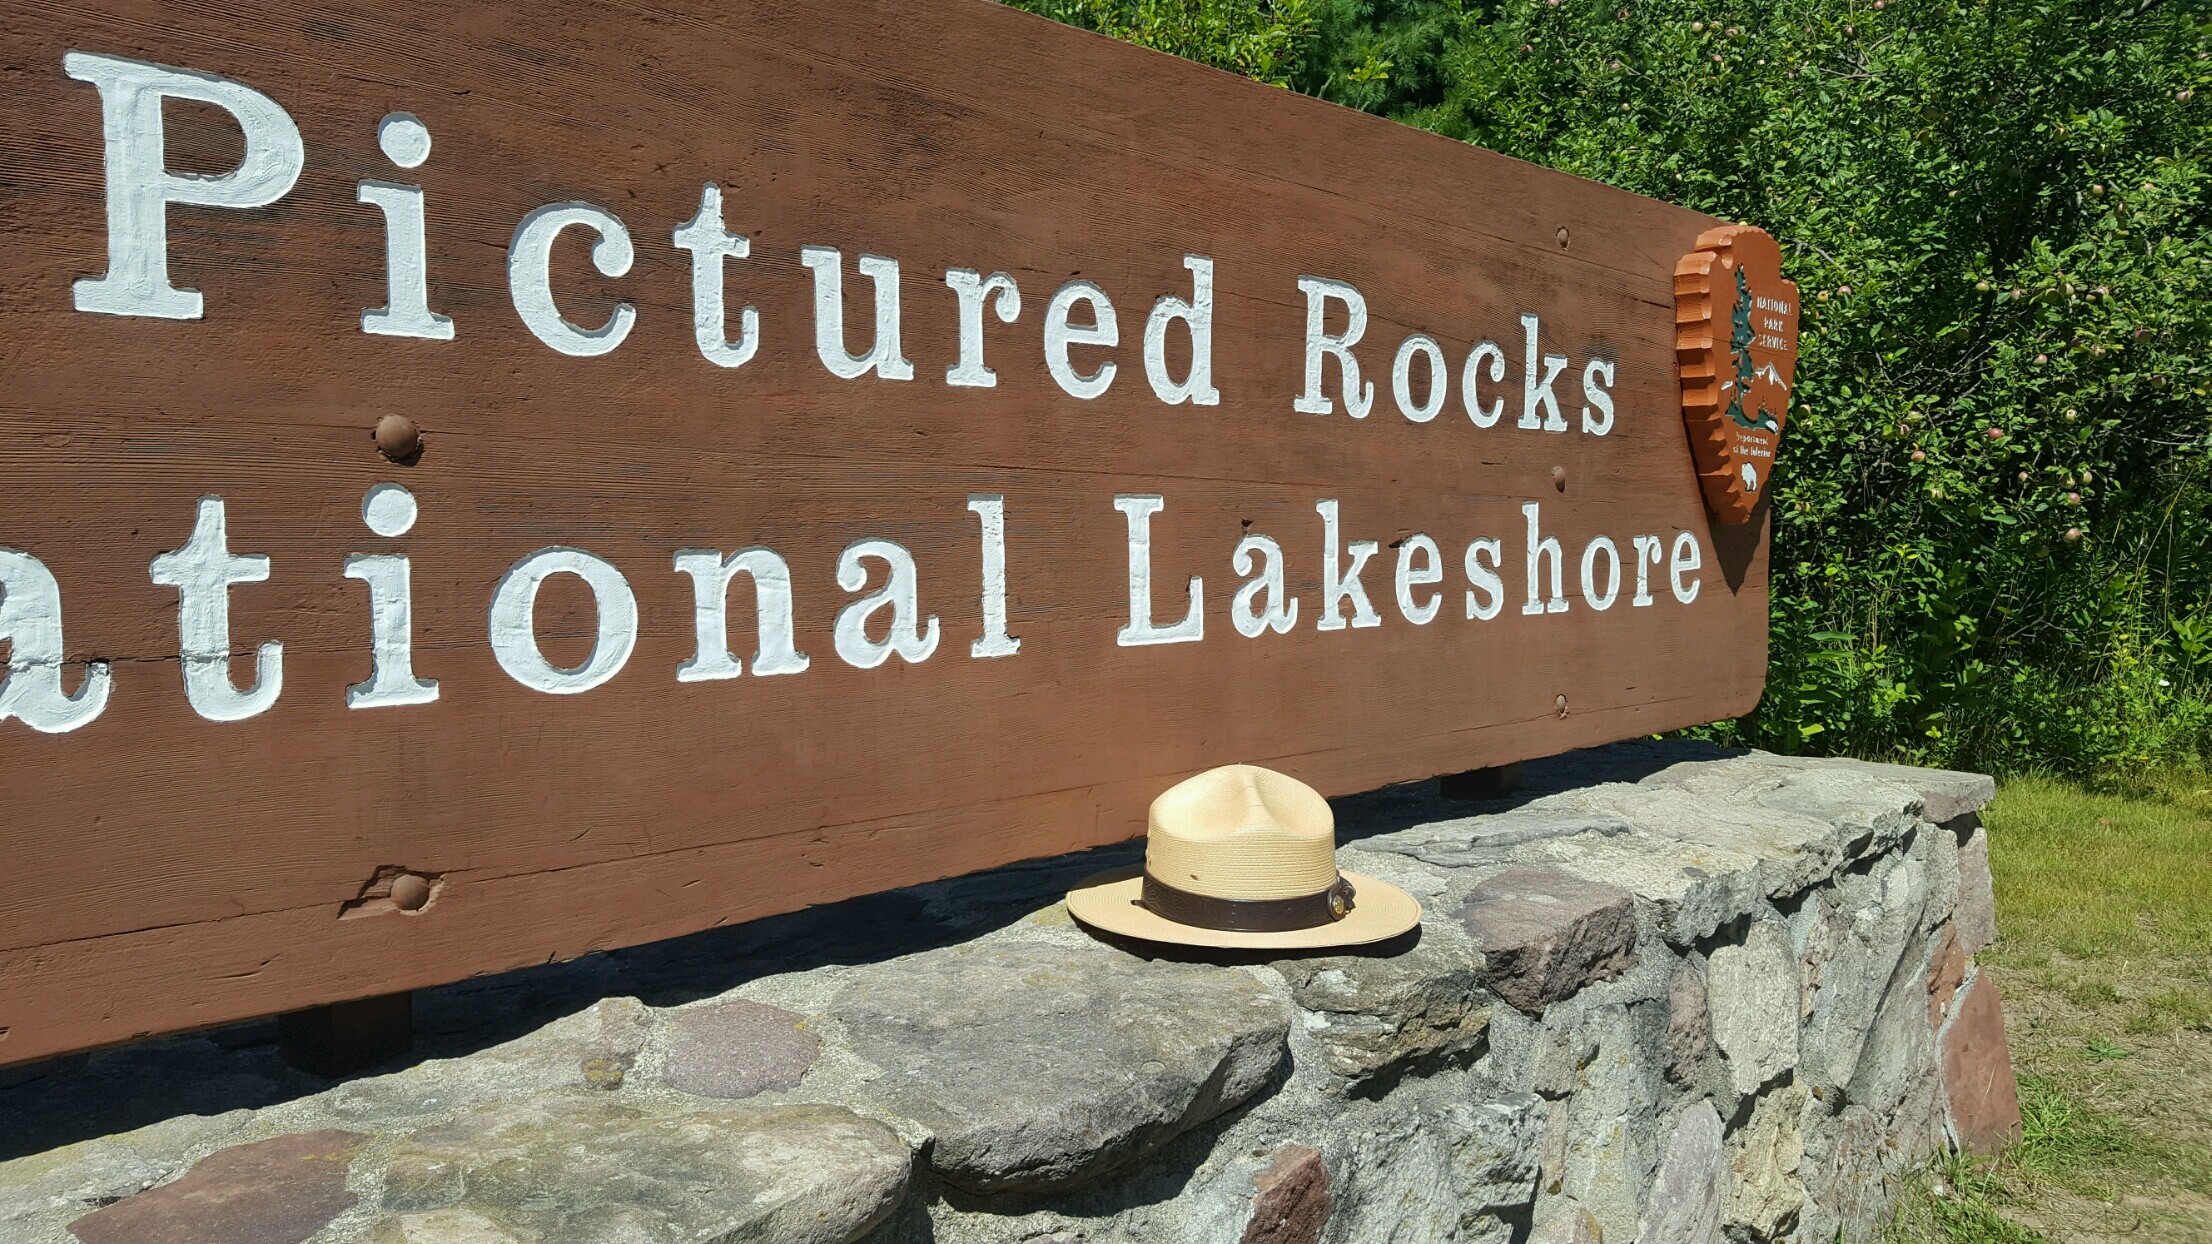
[1066,764,1421,950]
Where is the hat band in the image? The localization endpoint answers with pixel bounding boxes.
[1139,870,1357,933]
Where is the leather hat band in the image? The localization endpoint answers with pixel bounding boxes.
[1139,870,1357,932]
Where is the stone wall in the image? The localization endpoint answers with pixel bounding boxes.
[0,742,2018,1244]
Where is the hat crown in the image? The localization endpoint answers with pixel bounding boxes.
[1146,765,1338,901]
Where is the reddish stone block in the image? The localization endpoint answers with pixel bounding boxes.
[663,998,820,1100]
[1459,868,1638,1015]
[1926,923,1967,1031]
[67,1130,365,1244]
[1940,974,2023,1155]
[1665,964,1712,1085]
[1241,1144,1331,1244]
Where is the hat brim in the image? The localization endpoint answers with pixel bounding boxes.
[1065,866,1423,951]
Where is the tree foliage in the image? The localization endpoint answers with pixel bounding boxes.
[1009,0,2212,773]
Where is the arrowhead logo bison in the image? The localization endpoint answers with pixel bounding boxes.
[1675,224,1799,524]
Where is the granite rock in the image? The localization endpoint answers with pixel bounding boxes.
[1840,935,1947,1174]
[0,1112,256,1242]
[1708,922,1797,1094]
[1954,824,1998,954]
[1796,849,1928,1093]
[1639,1101,1726,1244]
[352,1208,531,1243]
[831,940,1288,1193]
[1529,1206,1603,1244]
[1324,1087,1543,1244]
[1822,760,1995,826]
[1372,810,1637,869]
[289,998,656,1132]
[478,996,651,1093]
[1746,767,1925,869]
[1725,1083,1806,1243]
[1649,752,1994,829]
[1497,816,1766,946]
[1273,933,1489,1090]
[1567,781,1861,900]
[1925,925,1967,1030]
[1538,1002,1668,1244]
[1485,1002,1595,1100]
[1918,826,1963,938]
[1797,1103,1891,1244]
[369,1094,909,1244]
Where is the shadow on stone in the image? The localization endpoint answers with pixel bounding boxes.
[1327,740,1752,845]
[0,838,1140,1159]
[1075,922,1424,970]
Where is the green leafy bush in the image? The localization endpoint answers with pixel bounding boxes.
[1009,0,2212,774]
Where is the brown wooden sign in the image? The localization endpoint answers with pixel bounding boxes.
[1675,225,1800,522]
[0,0,1769,1065]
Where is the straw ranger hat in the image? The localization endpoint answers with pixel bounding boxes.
[1066,764,1422,950]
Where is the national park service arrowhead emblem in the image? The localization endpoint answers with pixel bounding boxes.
[1675,225,1799,523]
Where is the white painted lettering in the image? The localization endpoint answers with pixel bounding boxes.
[1293,277,1374,417]
[1521,501,1568,615]
[835,539,940,667]
[672,182,760,370]
[488,547,638,693]
[1463,538,1505,620]
[1230,534,1297,638]
[508,202,636,357]
[65,51,305,320]
[1392,334,1447,423]
[1670,532,1704,604]
[1115,495,1202,646]
[967,494,1020,658]
[1580,536,1621,611]
[1394,534,1443,624]
[1631,535,1661,606]
[150,495,284,721]
[1315,498,1380,630]
[800,247,912,381]
[1519,313,1570,432]
[1143,255,1219,406]
[945,269,1021,388]
[343,484,438,708]
[1580,357,1616,435]
[672,547,810,681]
[0,550,112,733]
[1462,341,1506,427]
[1045,280,1119,400]
[358,113,453,341]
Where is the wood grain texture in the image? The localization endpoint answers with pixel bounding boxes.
[0,0,1767,1064]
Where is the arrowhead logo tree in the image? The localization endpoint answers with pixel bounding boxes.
[1675,224,1799,523]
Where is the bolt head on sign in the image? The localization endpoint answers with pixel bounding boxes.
[1674,225,1799,523]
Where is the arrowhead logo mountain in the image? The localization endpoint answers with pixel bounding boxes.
[1674,224,1800,523]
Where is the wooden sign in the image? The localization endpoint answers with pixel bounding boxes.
[0,0,1769,1066]
[1675,225,1801,521]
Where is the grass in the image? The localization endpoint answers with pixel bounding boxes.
[1981,774,2212,967]
[1885,771,2212,1243]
